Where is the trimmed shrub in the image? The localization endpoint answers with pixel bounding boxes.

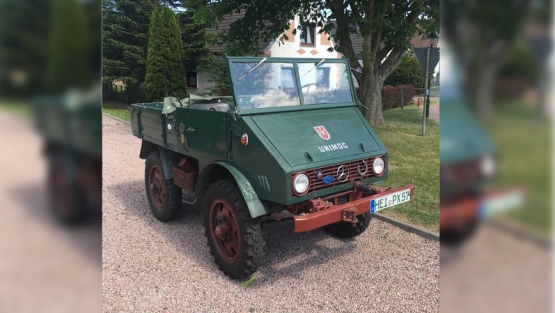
[384,54,425,88]
[381,85,416,110]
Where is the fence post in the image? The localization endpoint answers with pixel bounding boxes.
[400,90,404,110]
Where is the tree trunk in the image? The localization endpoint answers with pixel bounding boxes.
[359,73,385,126]
[464,62,496,120]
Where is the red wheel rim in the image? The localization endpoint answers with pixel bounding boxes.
[209,198,241,263]
[148,165,166,209]
[50,163,71,216]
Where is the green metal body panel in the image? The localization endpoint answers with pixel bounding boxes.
[250,107,383,166]
[213,161,272,218]
[440,98,496,164]
[33,89,102,158]
[131,57,391,216]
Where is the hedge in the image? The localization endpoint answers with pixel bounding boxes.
[381,85,416,110]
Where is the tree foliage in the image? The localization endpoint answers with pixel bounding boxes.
[384,53,424,88]
[47,0,92,92]
[0,0,51,96]
[102,0,155,86]
[442,0,533,118]
[177,8,215,78]
[187,0,438,125]
[144,6,187,101]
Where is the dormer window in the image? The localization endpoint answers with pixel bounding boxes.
[300,25,315,46]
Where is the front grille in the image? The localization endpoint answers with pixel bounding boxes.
[294,157,381,196]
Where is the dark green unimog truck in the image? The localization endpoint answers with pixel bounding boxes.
[440,51,523,245]
[33,88,102,224]
[131,57,414,278]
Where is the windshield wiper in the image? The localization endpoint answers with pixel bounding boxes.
[300,59,325,78]
[237,57,267,81]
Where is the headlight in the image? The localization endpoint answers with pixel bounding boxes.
[373,157,386,176]
[293,173,310,195]
[480,155,496,177]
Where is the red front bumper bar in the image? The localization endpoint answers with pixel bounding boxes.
[440,188,524,229]
[293,184,415,232]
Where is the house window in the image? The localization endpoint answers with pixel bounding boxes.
[316,67,330,88]
[281,67,295,88]
[187,72,197,88]
[300,26,315,46]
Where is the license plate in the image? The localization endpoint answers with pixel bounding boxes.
[370,189,411,213]
[479,191,523,219]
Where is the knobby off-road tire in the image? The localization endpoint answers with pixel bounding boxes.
[204,180,264,279]
[440,220,479,246]
[47,158,86,225]
[145,151,182,222]
[325,212,372,239]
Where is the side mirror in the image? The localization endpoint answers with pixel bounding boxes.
[351,67,363,80]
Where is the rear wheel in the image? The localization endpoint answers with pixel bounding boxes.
[204,180,264,279]
[47,158,85,225]
[145,151,182,222]
[325,212,372,239]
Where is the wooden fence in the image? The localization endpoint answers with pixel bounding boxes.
[102,82,146,104]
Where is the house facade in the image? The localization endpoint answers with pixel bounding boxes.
[192,15,340,95]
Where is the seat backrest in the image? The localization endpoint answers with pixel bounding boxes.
[189,102,230,112]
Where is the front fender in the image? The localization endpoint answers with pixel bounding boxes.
[214,161,272,218]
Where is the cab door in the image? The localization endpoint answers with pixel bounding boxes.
[175,108,229,158]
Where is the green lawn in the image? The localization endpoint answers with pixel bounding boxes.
[374,104,440,233]
[103,100,131,123]
[485,102,551,234]
[0,100,31,116]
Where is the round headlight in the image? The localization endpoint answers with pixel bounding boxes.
[293,173,310,195]
[373,157,385,176]
[480,155,496,177]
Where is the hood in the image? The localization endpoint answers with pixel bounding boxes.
[440,99,496,165]
[248,107,383,167]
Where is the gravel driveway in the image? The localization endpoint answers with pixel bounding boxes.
[102,115,440,312]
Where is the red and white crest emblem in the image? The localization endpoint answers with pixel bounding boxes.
[314,126,330,140]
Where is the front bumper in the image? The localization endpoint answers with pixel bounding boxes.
[294,184,415,232]
[440,188,524,230]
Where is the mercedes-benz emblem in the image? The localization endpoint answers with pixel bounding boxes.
[336,165,349,182]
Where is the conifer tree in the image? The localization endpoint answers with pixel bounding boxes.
[145,6,187,101]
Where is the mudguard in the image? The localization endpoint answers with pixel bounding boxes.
[214,161,272,218]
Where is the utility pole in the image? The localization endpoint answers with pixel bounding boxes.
[421,45,430,136]
[417,32,438,136]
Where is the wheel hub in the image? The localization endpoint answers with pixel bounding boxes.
[149,166,166,208]
[209,198,241,262]
[214,223,229,239]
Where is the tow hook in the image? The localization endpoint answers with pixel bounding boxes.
[354,181,376,196]
[355,181,391,195]
[342,207,358,225]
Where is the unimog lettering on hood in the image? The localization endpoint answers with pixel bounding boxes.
[318,142,349,152]
[129,57,414,279]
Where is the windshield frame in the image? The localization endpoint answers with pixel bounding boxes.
[227,57,357,115]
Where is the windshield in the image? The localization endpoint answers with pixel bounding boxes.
[230,59,354,110]
[297,62,353,105]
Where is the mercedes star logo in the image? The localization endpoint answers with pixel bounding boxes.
[336,165,349,182]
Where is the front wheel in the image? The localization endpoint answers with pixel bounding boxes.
[203,180,264,279]
[325,212,372,239]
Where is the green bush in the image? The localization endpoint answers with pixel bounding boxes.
[384,54,424,88]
